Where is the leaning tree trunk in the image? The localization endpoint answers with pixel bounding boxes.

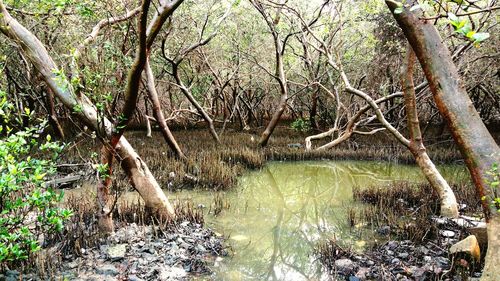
[0,1,176,220]
[402,46,458,218]
[172,64,220,143]
[257,46,288,147]
[387,2,500,279]
[145,59,186,159]
[116,137,175,216]
[259,90,287,147]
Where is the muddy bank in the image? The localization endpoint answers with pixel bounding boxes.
[316,181,485,280]
[1,222,224,281]
[316,218,483,280]
[0,196,224,281]
[62,221,224,281]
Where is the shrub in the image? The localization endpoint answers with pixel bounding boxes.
[0,90,71,263]
[290,118,310,132]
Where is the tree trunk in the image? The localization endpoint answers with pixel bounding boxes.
[145,59,185,159]
[172,64,220,143]
[259,92,287,147]
[387,2,500,278]
[402,46,458,218]
[97,145,115,233]
[46,88,65,139]
[309,87,319,131]
[110,0,151,147]
[413,152,459,217]
[116,137,176,217]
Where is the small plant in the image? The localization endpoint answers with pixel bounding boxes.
[482,163,500,212]
[447,12,489,45]
[290,118,310,132]
[0,90,72,263]
[94,163,110,180]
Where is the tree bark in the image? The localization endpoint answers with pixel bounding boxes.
[386,2,500,278]
[116,137,176,217]
[46,88,65,139]
[145,59,186,159]
[97,145,115,233]
[402,46,458,218]
[259,89,287,147]
[111,0,151,147]
[309,88,319,131]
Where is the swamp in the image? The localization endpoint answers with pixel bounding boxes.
[0,0,499,280]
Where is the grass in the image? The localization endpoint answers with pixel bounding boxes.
[60,126,465,192]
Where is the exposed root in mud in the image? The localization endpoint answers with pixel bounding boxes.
[316,181,485,280]
[1,196,225,280]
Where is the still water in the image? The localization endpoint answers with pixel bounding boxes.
[165,161,467,281]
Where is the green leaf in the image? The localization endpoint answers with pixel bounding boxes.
[465,30,476,39]
[472,32,490,43]
[34,173,46,181]
[394,6,404,14]
[457,24,472,36]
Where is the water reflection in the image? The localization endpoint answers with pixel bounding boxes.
[66,160,467,280]
[194,161,467,280]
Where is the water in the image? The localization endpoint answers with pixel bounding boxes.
[166,161,467,280]
[67,160,467,280]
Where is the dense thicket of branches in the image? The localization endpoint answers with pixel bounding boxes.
[0,0,497,138]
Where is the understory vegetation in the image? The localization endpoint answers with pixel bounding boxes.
[60,127,469,191]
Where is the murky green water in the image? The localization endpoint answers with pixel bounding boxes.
[167,161,467,281]
[68,160,467,280]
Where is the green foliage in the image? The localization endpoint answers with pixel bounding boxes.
[52,68,69,92]
[95,163,110,180]
[394,0,491,47]
[447,12,489,45]
[0,90,71,263]
[290,118,310,132]
[482,163,500,212]
[72,104,83,113]
[393,2,404,14]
